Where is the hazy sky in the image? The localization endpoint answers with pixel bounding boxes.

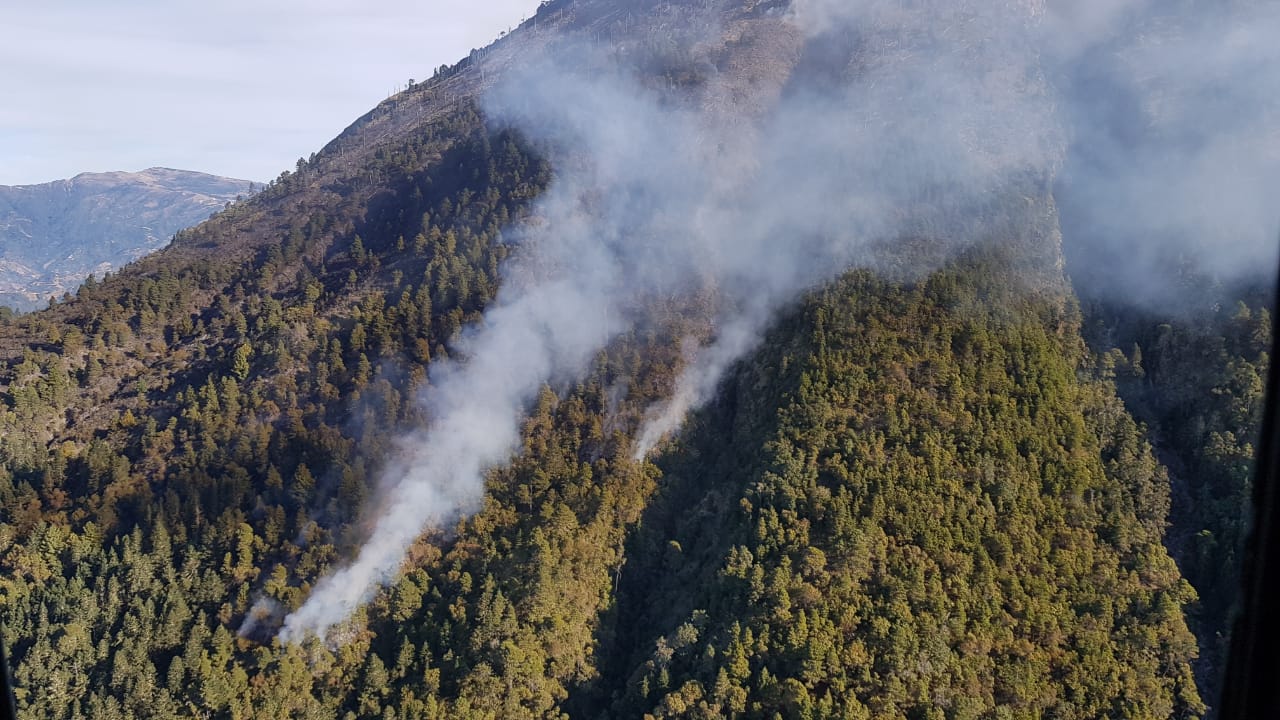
[0,0,540,185]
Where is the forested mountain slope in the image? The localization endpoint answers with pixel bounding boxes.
[1075,278,1271,701]
[0,225,1206,718]
[0,0,1256,717]
[585,251,1202,718]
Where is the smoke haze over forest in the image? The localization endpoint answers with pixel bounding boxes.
[282,0,1279,642]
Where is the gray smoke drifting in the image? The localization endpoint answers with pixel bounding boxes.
[633,319,760,460]
[280,261,626,641]
[281,0,1278,641]
[1050,0,1280,303]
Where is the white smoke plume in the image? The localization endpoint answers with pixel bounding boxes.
[281,0,1279,642]
[1050,0,1280,305]
[632,319,760,461]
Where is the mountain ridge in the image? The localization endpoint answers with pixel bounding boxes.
[0,168,254,311]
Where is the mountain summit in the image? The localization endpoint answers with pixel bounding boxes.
[0,168,254,310]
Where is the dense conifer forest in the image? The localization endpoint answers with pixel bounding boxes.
[0,1,1268,718]
[1078,283,1270,696]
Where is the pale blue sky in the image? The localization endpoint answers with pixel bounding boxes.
[0,1,540,185]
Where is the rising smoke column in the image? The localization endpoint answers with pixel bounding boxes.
[281,0,1278,641]
[279,276,625,640]
[281,0,1057,642]
[635,0,1280,453]
[279,57,737,642]
[631,0,1059,456]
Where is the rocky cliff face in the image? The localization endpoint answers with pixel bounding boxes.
[0,168,254,310]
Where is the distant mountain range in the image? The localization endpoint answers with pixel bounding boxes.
[0,168,254,310]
